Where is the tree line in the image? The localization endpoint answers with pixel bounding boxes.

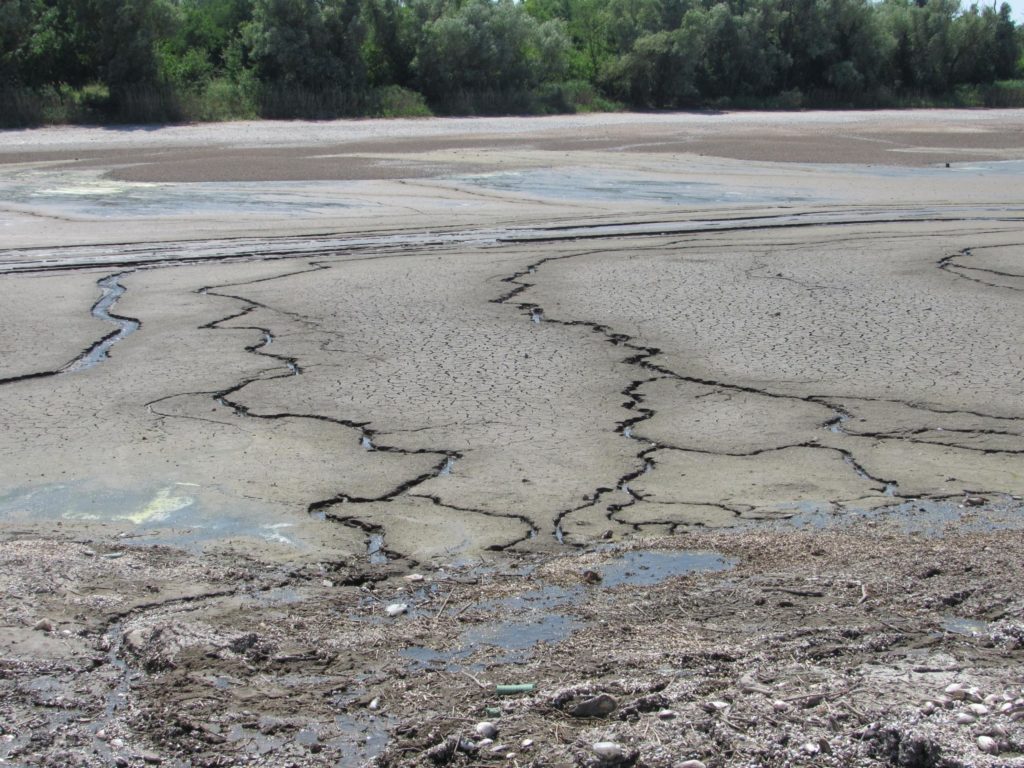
[1,0,1022,125]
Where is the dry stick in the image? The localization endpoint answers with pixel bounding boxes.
[859,583,869,604]
[433,591,453,623]
[461,670,489,689]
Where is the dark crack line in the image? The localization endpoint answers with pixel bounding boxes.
[493,230,1024,535]
[938,247,1024,293]
[0,270,141,386]
[168,261,468,564]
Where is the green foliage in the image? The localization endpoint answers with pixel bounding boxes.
[371,84,432,116]
[1,0,1021,124]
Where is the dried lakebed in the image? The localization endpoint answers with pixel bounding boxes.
[1,115,1024,767]
[2,208,1023,768]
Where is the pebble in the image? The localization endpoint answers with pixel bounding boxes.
[33,618,54,632]
[968,703,989,716]
[477,738,493,748]
[321,579,333,587]
[772,699,791,712]
[657,709,677,720]
[920,701,937,715]
[964,496,986,507]
[956,713,977,725]
[385,603,408,617]
[520,739,534,749]
[368,697,380,710]
[110,737,125,749]
[675,762,707,768]
[977,735,999,754]
[404,573,425,582]
[476,722,498,739]
[945,683,969,700]
[593,741,627,761]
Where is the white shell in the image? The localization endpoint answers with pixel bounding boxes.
[945,683,968,700]
[476,722,498,739]
[385,603,408,617]
[593,741,627,760]
[977,735,998,754]
[520,739,534,749]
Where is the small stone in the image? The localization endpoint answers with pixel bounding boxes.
[96,729,108,741]
[675,762,707,768]
[920,701,937,715]
[136,752,163,764]
[802,741,820,755]
[703,700,730,713]
[966,687,983,703]
[945,683,969,700]
[977,735,999,754]
[592,741,627,761]
[475,722,498,739]
[956,712,977,725]
[404,573,425,582]
[580,569,602,584]
[1011,711,1024,722]
[385,603,408,617]
[657,709,677,720]
[999,701,1014,713]
[964,496,986,507]
[968,703,989,716]
[33,618,54,632]
[110,737,125,749]
[520,738,534,749]
[321,579,333,587]
[368,697,380,710]
[571,693,618,718]
[772,699,791,712]
[477,738,493,748]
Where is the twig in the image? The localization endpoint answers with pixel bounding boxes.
[461,670,489,689]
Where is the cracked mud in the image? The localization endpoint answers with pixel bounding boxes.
[1,112,1023,767]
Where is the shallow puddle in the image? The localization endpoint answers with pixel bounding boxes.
[400,548,732,671]
[942,616,990,636]
[453,169,821,205]
[599,549,734,587]
[781,496,1024,535]
[0,481,307,550]
[0,171,369,218]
